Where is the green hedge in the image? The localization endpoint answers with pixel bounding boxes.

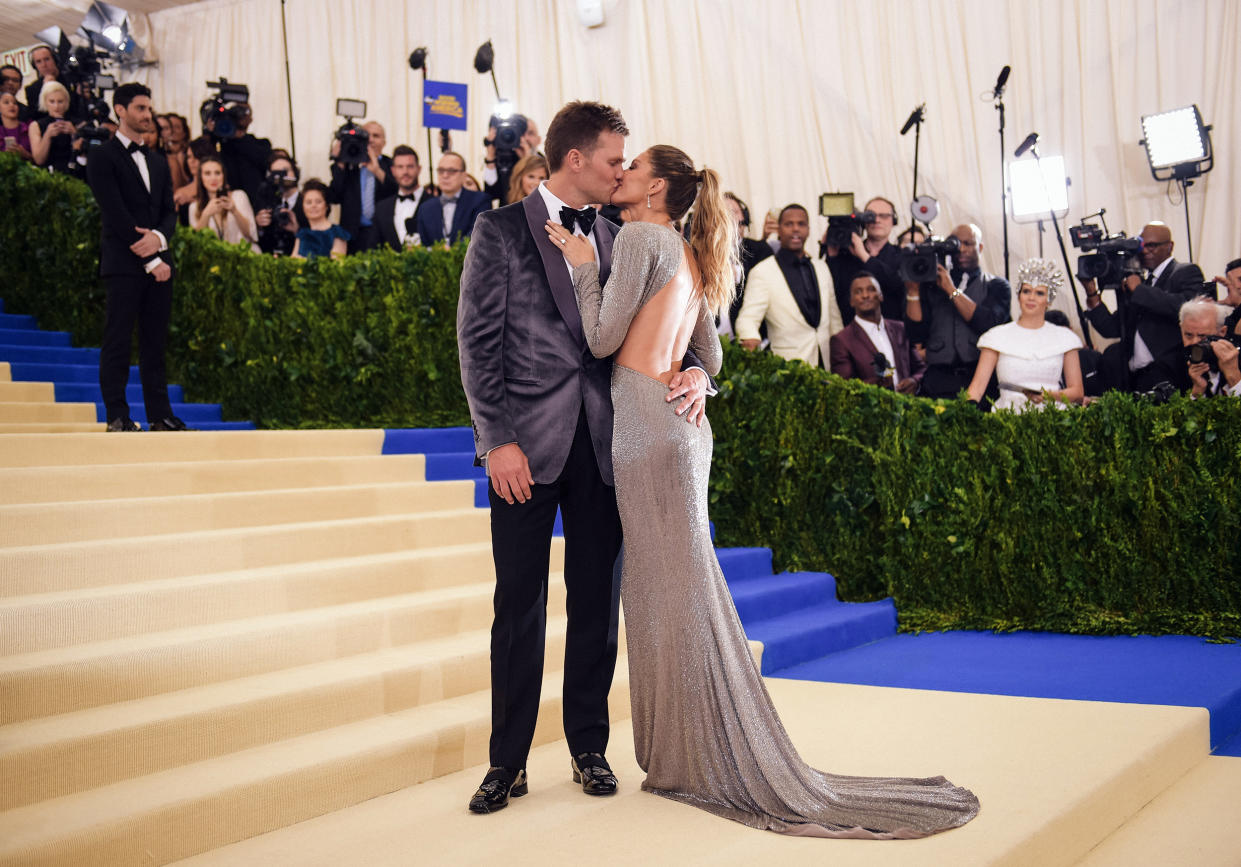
[2,153,1238,637]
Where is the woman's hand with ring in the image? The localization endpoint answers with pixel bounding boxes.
[545,220,595,268]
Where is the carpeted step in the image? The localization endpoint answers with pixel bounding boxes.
[0,422,105,433]
[55,382,185,403]
[0,380,55,402]
[0,541,559,654]
[0,479,476,547]
[0,401,97,424]
[0,344,100,365]
[0,429,384,468]
[382,427,474,454]
[89,401,224,423]
[0,328,71,346]
[7,360,100,383]
[0,312,37,330]
[0,668,630,866]
[0,509,491,595]
[171,420,258,431]
[423,450,486,481]
[0,580,557,724]
[715,546,774,582]
[0,454,427,504]
[0,607,573,808]
[743,599,898,675]
[728,571,839,623]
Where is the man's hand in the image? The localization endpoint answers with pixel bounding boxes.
[1188,361,1211,395]
[130,228,161,258]
[936,264,955,296]
[666,367,709,427]
[740,338,760,351]
[849,231,870,262]
[761,212,777,239]
[488,443,534,505]
[151,261,171,282]
[1123,273,1142,293]
[365,150,385,181]
[1214,339,1240,387]
[255,208,272,227]
[896,377,918,395]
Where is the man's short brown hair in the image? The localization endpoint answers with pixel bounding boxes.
[544,101,628,172]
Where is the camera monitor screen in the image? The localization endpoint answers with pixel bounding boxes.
[818,193,855,217]
[336,98,367,118]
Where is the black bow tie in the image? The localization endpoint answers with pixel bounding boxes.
[396,193,416,202]
[125,141,148,155]
[560,205,597,236]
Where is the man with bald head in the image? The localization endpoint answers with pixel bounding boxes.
[905,223,1011,400]
[1082,221,1206,392]
[330,120,397,252]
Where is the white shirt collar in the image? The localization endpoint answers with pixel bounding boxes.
[538,181,592,236]
[1151,256,1173,281]
[115,131,137,150]
[856,316,885,334]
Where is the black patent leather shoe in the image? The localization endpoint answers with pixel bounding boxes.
[468,767,527,814]
[571,753,617,796]
[106,417,142,432]
[149,416,192,432]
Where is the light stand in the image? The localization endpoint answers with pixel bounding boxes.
[279,0,296,159]
[900,104,928,232]
[1025,140,1093,349]
[407,48,435,187]
[992,65,1011,281]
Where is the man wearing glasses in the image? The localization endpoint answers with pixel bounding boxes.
[823,195,906,324]
[0,65,32,121]
[416,151,492,246]
[1082,221,1206,392]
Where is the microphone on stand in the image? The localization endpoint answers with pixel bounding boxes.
[900,104,925,136]
[993,65,1011,99]
[1014,131,1039,158]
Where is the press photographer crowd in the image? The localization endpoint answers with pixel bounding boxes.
[4,40,1239,431]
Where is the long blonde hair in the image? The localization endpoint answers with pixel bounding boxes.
[645,145,737,314]
[505,153,548,204]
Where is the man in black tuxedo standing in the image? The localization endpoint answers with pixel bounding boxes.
[1081,221,1207,392]
[374,145,434,251]
[329,120,396,253]
[85,82,184,432]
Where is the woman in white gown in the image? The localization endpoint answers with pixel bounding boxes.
[968,258,1083,411]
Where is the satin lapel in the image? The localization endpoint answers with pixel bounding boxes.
[596,216,616,283]
[850,320,878,357]
[113,138,151,200]
[522,193,583,342]
[884,319,906,379]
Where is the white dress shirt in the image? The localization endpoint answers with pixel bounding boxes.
[115,131,168,273]
[856,316,897,377]
[537,181,600,277]
[393,188,424,247]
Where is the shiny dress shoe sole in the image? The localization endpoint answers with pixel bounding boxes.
[468,769,528,814]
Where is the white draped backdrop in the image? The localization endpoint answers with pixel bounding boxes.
[137,0,1237,320]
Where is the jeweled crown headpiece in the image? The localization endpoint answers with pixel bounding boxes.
[1016,257,1064,301]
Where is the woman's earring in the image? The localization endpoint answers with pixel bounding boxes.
[646,194,652,209]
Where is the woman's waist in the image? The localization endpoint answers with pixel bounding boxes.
[612,351,681,387]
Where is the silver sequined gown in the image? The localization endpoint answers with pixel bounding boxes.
[571,222,979,838]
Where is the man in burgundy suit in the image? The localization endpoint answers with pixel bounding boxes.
[830,272,925,393]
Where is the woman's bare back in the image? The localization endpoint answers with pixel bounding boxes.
[614,243,702,385]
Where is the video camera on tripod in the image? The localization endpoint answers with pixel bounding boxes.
[333,98,370,167]
[1069,212,1143,292]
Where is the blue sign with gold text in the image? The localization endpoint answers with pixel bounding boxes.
[423,80,468,131]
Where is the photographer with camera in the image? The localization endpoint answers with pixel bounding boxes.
[188,155,259,252]
[207,102,270,207]
[329,120,395,253]
[1177,298,1240,397]
[254,153,304,255]
[1214,258,1241,336]
[481,114,542,203]
[905,223,1011,400]
[1081,221,1206,393]
[822,196,906,324]
[25,45,86,123]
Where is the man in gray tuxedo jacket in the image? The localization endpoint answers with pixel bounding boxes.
[457,101,709,813]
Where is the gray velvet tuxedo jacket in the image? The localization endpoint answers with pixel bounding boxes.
[457,193,620,486]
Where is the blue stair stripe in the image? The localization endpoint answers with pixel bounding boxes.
[745,600,899,675]
[0,345,101,364]
[716,547,774,583]
[0,312,37,329]
[0,328,71,346]
[383,427,474,454]
[424,452,486,481]
[55,383,185,403]
[9,362,99,383]
[91,402,223,423]
[728,572,839,623]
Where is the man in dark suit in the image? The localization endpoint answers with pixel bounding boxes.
[830,272,925,393]
[1082,221,1208,393]
[374,145,434,251]
[456,101,709,814]
[417,151,491,246]
[824,195,907,325]
[85,82,184,432]
[906,223,1011,399]
[328,120,396,253]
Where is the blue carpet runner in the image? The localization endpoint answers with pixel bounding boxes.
[0,298,254,430]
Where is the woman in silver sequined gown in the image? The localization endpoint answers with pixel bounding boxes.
[544,146,979,838]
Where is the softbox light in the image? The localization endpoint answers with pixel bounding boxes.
[1008,155,1069,224]
[1140,105,1212,181]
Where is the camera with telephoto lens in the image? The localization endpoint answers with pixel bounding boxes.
[898,235,961,283]
[1070,220,1143,292]
[1184,332,1241,373]
[200,78,249,142]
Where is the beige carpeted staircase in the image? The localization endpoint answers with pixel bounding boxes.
[0,427,626,865]
[0,362,101,433]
